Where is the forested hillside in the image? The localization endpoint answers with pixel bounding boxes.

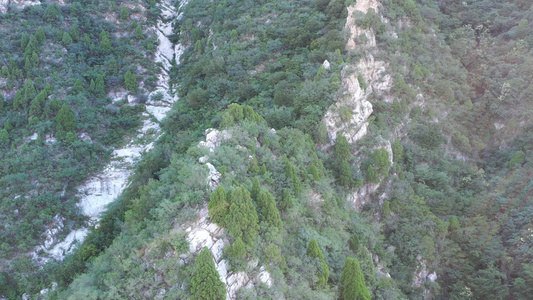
[1,0,532,299]
[0,0,160,296]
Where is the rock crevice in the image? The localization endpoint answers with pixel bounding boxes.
[37,0,185,262]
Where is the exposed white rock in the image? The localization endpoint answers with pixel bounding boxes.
[324,69,373,144]
[0,0,40,14]
[348,183,379,209]
[187,129,273,299]
[46,228,89,260]
[323,0,392,146]
[188,228,214,252]
[494,122,505,130]
[226,272,250,299]
[0,0,8,14]
[323,60,330,70]
[198,129,231,152]
[257,266,273,287]
[346,0,380,51]
[413,257,437,288]
[324,0,396,211]
[38,0,185,261]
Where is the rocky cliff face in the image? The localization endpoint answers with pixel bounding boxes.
[187,128,272,299]
[0,0,40,14]
[323,0,393,209]
[35,0,186,262]
[323,0,392,145]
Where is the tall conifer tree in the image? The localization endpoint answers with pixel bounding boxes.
[340,257,370,300]
[190,248,226,300]
[307,239,330,288]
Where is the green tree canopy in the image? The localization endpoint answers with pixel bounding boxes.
[373,148,390,175]
[55,103,77,133]
[257,190,283,229]
[208,186,229,226]
[340,257,371,300]
[43,3,61,22]
[365,165,379,183]
[306,239,329,289]
[392,138,404,163]
[339,160,353,186]
[190,248,226,300]
[334,133,351,162]
[225,187,259,244]
[100,30,112,53]
[124,70,138,92]
[250,176,261,202]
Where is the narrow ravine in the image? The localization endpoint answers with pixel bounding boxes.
[36,0,185,262]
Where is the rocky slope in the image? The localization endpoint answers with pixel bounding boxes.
[35,0,185,262]
[323,0,392,146]
[189,129,272,299]
[323,0,393,210]
[0,0,40,14]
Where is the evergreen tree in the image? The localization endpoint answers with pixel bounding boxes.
[23,79,36,104]
[448,216,460,233]
[43,3,61,22]
[20,32,29,49]
[13,91,23,110]
[23,55,33,76]
[119,6,130,21]
[227,237,246,259]
[225,187,259,244]
[65,132,77,145]
[95,75,105,97]
[134,25,144,39]
[373,148,390,176]
[382,200,391,218]
[334,133,351,162]
[279,188,293,211]
[257,190,282,229]
[83,33,92,47]
[309,165,320,181]
[247,158,261,175]
[108,58,119,74]
[0,129,9,145]
[250,176,261,202]
[208,186,229,226]
[392,138,404,164]
[73,79,84,94]
[306,239,329,289]
[35,28,45,44]
[100,30,112,53]
[340,257,370,300]
[284,158,301,197]
[339,160,353,186]
[31,52,39,68]
[190,248,226,300]
[55,103,76,134]
[44,98,62,119]
[4,119,13,132]
[225,237,246,269]
[124,70,138,92]
[26,35,38,53]
[62,32,73,46]
[349,234,359,253]
[365,165,379,183]
[29,91,46,117]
